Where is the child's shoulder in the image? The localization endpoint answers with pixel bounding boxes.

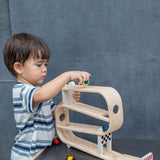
[13,82,36,89]
[13,82,38,94]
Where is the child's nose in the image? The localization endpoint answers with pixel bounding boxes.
[42,65,47,72]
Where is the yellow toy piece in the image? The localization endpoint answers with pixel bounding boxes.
[66,156,75,160]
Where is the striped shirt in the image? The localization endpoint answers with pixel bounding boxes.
[10,82,56,160]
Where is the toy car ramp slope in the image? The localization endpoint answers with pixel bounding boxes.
[57,129,142,160]
[55,84,153,160]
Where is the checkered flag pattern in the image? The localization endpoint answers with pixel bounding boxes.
[101,133,111,145]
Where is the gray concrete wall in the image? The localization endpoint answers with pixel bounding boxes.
[1,0,160,159]
[0,0,16,159]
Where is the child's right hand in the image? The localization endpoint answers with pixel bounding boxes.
[33,71,91,105]
[68,71,91,85]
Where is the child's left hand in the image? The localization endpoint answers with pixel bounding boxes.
[73,91,81,101]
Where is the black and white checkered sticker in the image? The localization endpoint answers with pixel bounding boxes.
[101,133,111,145]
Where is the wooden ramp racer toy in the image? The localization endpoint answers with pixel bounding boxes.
[55,82,153,160]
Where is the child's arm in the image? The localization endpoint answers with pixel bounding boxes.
[33,71,90,105]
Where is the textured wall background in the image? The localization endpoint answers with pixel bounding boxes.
[1,0,160,159]
[0,0,16,160]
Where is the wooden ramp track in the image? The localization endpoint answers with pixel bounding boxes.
[56,102,109,136]
[56,128,140,160]
[55,84,152,160]
[61,85,124,134]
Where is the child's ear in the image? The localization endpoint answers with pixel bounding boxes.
[13,62,23,75]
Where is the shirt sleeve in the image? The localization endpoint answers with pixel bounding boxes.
[21,85,42,113]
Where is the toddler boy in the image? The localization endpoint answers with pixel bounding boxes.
[3,33,91,160]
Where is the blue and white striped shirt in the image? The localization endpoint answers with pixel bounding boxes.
[10,82,56,160]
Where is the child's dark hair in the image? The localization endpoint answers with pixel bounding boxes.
[3,33,50,76]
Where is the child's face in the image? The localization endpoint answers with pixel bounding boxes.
[18,57,48,86]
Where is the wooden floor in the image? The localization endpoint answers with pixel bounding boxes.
[36,139,159,160]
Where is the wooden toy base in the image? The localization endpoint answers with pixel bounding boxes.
[57,129,140,160]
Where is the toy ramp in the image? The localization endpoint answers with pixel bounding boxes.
[60,85,124,134]
[55,84,153,160]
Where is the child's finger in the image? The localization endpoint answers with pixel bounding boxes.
[73,91,81,97]
[82,72,91,81]
[73,91,81,101]
[77,74,83,85]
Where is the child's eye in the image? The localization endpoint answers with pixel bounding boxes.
[36,64,42,67]
[45,63,48,67]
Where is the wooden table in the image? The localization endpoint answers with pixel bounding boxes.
[36,139,159,160]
